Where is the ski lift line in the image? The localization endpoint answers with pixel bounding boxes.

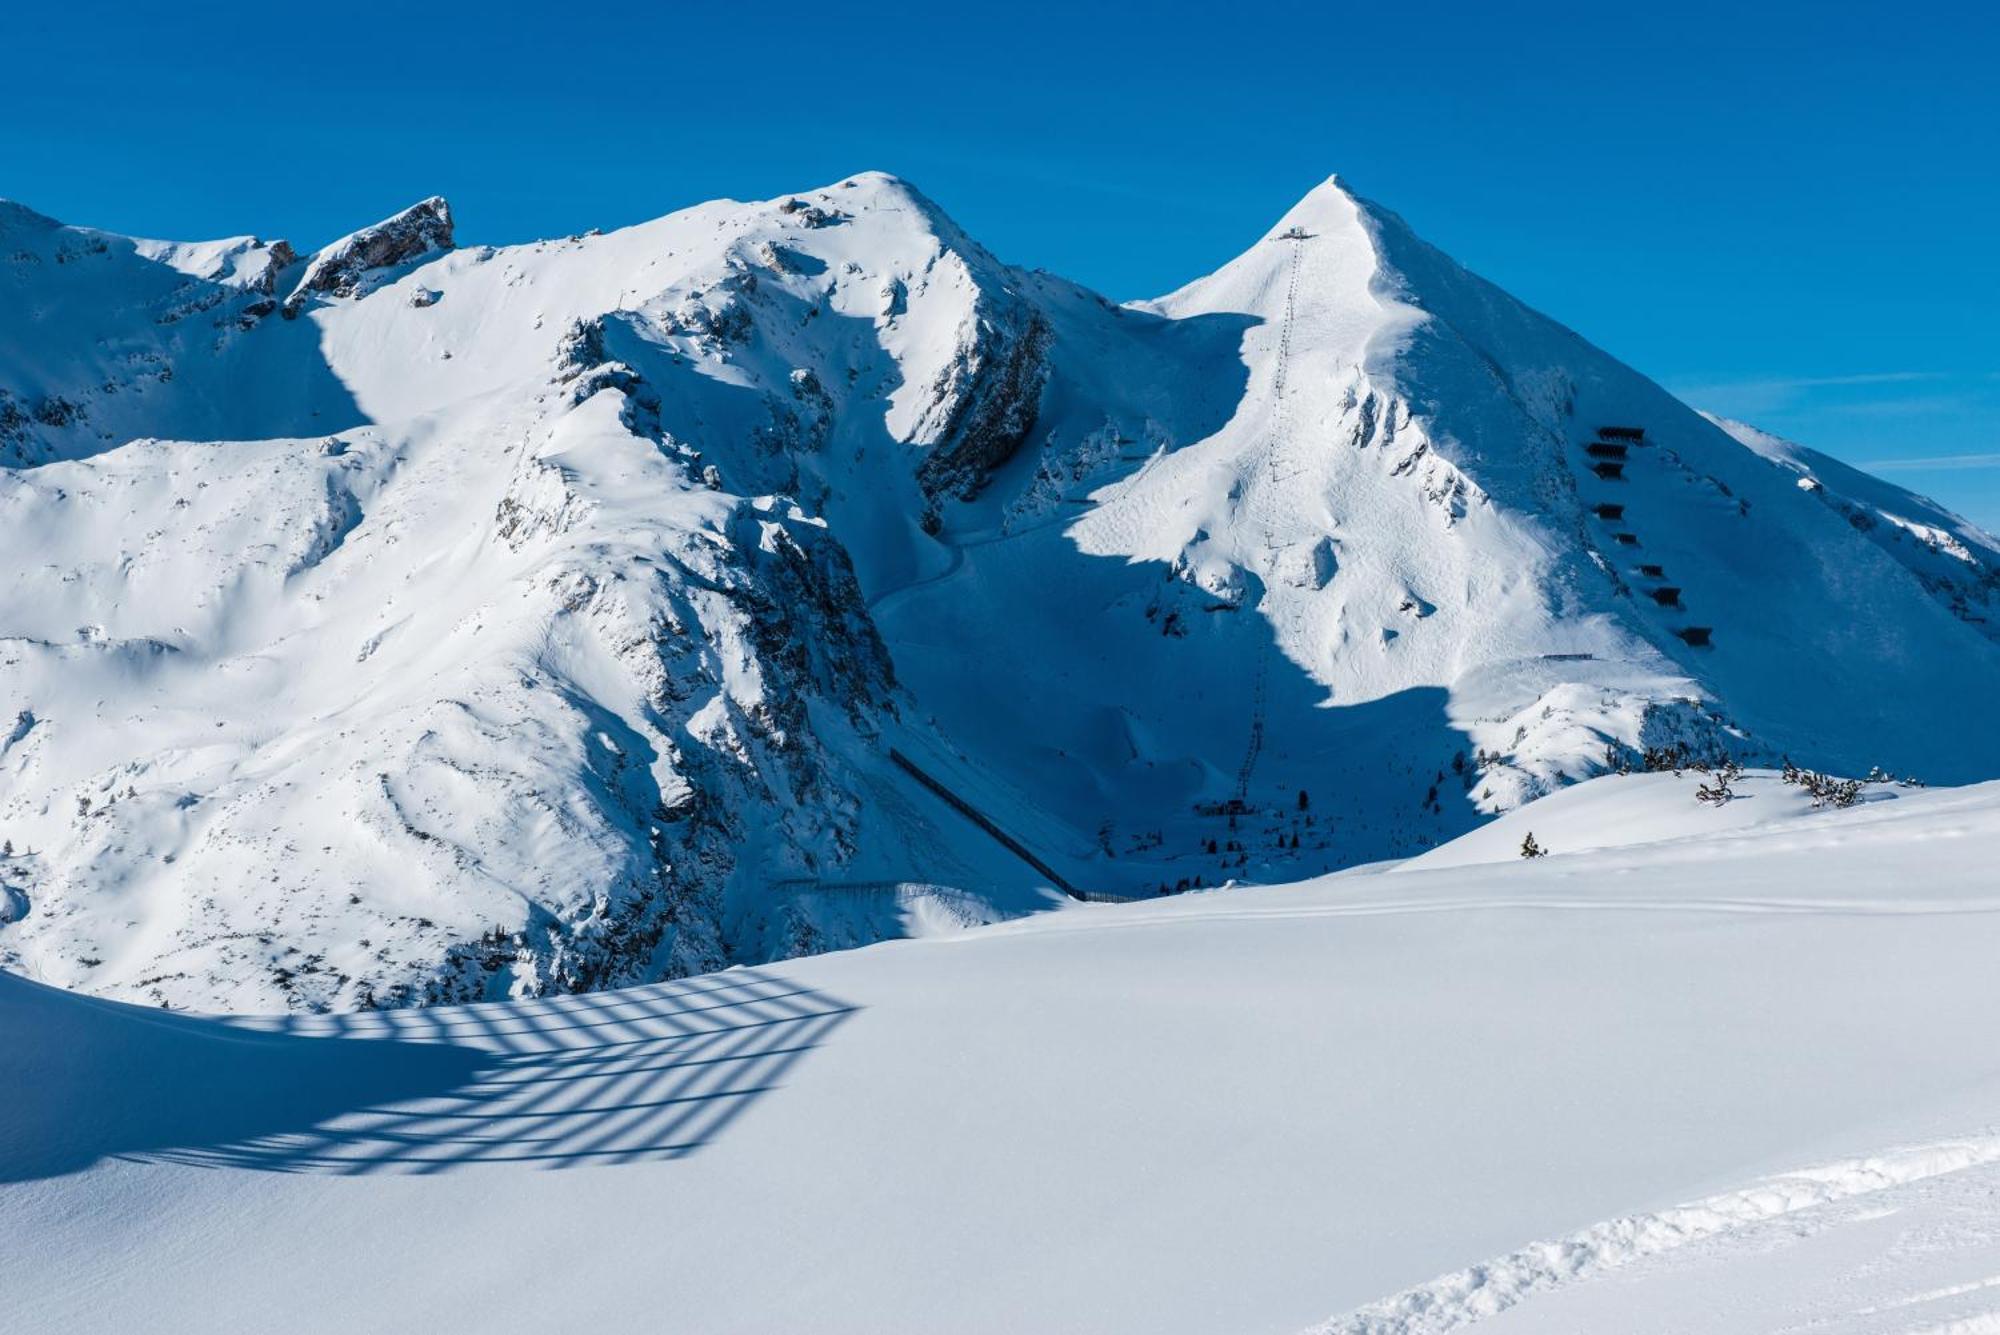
[1270,231,1306,409]
[1250,233,1307,542]
[1230,230,1310,801]
[1232,662,1268,804]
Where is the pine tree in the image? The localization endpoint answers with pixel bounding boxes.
[1520,832,1547,859]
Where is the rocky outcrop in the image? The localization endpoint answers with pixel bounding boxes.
[282,198,454,318]
[912,303,1052,502]
[253,240,298,293]
[777,197,845,229]
[209,238,298,296]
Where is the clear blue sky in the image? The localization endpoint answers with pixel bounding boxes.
[6,1,1996,525]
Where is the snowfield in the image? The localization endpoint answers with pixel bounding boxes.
[7,771,2000,1334]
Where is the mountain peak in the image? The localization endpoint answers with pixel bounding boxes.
[1255,173,1390,245]
[1273,172,1362,224]
[831,169,918,198]
[795,171,983,253]
[1142,171,1395,350]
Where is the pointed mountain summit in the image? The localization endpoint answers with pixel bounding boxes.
[1091,175,2000,794]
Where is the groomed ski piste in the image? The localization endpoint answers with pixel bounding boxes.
[8,769,2000,1334]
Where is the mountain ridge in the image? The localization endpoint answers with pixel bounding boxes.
[3,171,1995,1010]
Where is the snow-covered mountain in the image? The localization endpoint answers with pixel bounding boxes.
[4,173,1997,1010]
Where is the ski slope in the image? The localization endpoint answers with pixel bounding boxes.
[7,773,2000,1334]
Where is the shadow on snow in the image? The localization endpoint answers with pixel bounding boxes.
[0,967,855,1182]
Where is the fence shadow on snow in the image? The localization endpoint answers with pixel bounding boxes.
[1,967,856,1180]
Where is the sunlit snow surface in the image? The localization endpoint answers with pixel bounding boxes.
[6,771,2000,1333]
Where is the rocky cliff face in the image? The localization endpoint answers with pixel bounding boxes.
[911,299,1052,504]
[282,196,454,318]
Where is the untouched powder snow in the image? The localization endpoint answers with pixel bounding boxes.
[6,773,2000,1333]
[4,172,2000,1008]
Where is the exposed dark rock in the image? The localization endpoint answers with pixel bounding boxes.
[0,389,30,443]
[554,316,608,378]
[31,395,82,428]
[725,499,898,732]
[913,304,1052,501]
[236,297,278,328]
[565,362,647,408]
[282,197,454,319]
[247,240,297,295]
[658,290,753,350]
[776,197,845,229]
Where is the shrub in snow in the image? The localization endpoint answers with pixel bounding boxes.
[1781,762,1864,809]
[1694,758,1744,805]
[1642,743,1692,775]
[1520,833,1547,859]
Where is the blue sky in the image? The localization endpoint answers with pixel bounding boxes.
[6,1,1996,525]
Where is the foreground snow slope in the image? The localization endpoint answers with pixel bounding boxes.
[7,774,2000,1334]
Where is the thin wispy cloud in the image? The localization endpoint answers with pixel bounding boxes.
[1860,453,2000,471]
[1777,371,1947,389]
[1665,371,2000,457]
[1834,394,1978,419]
[1668,370,1948,408]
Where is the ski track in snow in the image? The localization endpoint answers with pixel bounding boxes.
[1310,1135,2000,1335]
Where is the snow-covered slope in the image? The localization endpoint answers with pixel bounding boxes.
[1706,411,2000,623]
[7,773,2000,1334]
[1398,766,1922,869]
[4,173,1998,1009]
